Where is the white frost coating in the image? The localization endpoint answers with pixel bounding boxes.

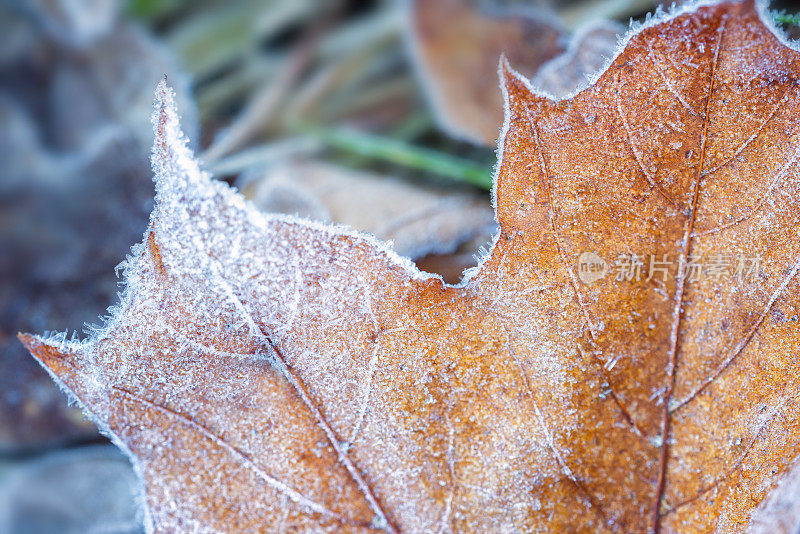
[46,0,773,305]
[151,78,436,284]
[498,0,786,104]
[48,79,520,532]
[31,79,451,532]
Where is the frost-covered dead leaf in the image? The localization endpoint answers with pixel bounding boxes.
[20,1,800,531]
[240,159,495,262]
[409,0,565,145]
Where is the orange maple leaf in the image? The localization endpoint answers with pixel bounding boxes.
[21,1,800,531]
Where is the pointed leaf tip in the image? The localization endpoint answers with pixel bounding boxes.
[152,77,178,144]
[17,332,38,353]
[498,53,512,78]
[498,56,532,103]
[150,76,206,197]
[18,333,74,380]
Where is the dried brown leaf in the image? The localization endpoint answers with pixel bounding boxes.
[241,160,495,261]
[20,1,800,532]
[409,0,565,145]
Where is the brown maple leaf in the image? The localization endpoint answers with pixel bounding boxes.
[20,1,800,531]
[409,0,565,145]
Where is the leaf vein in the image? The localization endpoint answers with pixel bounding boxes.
[525,101,645,436]
[110,386,353,524]
[653,17,727,533]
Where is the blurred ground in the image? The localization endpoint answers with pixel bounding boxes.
[1,0,798,531]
